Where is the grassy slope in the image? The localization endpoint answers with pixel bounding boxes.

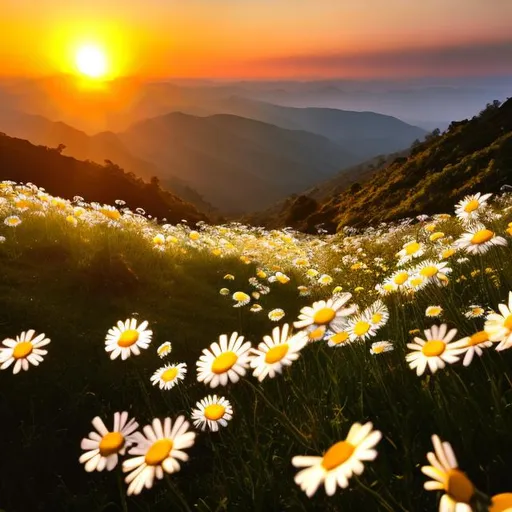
[1,185,512,511]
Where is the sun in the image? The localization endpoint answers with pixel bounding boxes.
[75,44,108,79]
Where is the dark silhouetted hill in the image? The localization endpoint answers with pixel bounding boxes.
[0,133,207,224]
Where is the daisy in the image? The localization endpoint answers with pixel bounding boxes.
[79,412,139,472]
[0,330,51,374]
[413,260,452,286]
[366,300,389,328]
[294,293,356,332]
[421,434,475,512]
[455,192,492,224]
[406,324,467,376]
[318,274,333,286]
[454,226,506,255]
[219,288,230,296]
[464,305,485,319]
[327,329,353,348]
[122,416,196,496]
[157,342,172,358]
[250,304,263,313]
[4,215,22,227]
[298,286,311,296]
[426,306,443,318]
[232,291,251,307]
[384,270,412,290]
[268,308,285,322]
[249,324,308,381]
[196,332,251,388]
[105,318,153,361]
[191,395,233,432]
[396,240,424,264]
[459,331,493,367]
[346,312,379,342]
[484,292,512,351]
[490,494,512,512]
[370,341,394,355]
[275,272,290,284]
[292,421,382,497]
[150,363,187,390]
[223,274,235,280]
[99,205,121,222]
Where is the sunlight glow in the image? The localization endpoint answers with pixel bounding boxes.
[75,44,108,78]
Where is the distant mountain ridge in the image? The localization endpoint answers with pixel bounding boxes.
[250,98,512,232]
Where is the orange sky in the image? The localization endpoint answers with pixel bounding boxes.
[1,0,512,79]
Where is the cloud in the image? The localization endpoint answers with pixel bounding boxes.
[257,40,512,76]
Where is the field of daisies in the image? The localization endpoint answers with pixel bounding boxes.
[1,181,512,512]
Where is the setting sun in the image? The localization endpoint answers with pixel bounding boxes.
[75,44,108,78]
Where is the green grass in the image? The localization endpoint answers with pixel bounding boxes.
[1,184,512,511]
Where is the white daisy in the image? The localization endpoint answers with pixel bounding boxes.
[268,308,285,322]
[484,292,512,351]
[150,363,187,390]
[4,215,22,227]
[191,395,233,432]
[249,324,308,381]
[365,300,389,328]
[79,412,139,472]
[455,192,492,225]
[459,331,493,367]
[0,330,51,374]
[454,226,507,255]
[406,324,467,376]
[346,312,379,342]
[292,422,382,497]
[105,318,153,361]
[421,434,475,512]
[464,305,485,319]
[426,306,443,318]
[326,329,353,348]
[232,291,251,307]
[122,416,196,496]
[157,342,172,358]
[294,293,356,332]
[196,332,251,388]
[396,240,424,264]
[413,260,452,286]
[370,341,394,355]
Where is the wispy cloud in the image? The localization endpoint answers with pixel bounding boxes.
[256,40,512,77]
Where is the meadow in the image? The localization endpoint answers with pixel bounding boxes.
[1,181,512,512]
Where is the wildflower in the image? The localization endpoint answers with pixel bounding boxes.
[292,422,382,497]
[426,306,443,318]
[413,260,452,286]
[105,318,153,361]
[191,395,233,432]
[370,341,394,355]
[0,330,50,374]
[268,308,285,322]
[150,363,187,390]
[298,286,310,296]
[397,240,424,263]
[189,230,200,240]
[223,274,235,280]
[490,494,512,512]
[484,292,512,350]
[4,215,21,227]
[366,300,389,328]
[455,192,492,224]
[122,416,195,495]
[232,291,251,307]
[406,324,467,376]
[219,288,230,296]
[249,324,308,381]
[429,232,445,242]
[464,305,485,319]
[293,257,310,267]
[79,412,139,472]
[421,434,475,511]
[250,304,263,313]
[294,294,356,332]
[157,342,172,358]
[459,331,493,366]
[196,332,251,388]
[318,274,333,286]
[327,329,352,348]
[99,205,121,221]
[454,226,506,254]
[275,272,290,284]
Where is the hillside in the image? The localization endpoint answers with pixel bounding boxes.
[0,109,214,214]
[118,112,358,213]
[254,98,512,232]
[0,133,207,223]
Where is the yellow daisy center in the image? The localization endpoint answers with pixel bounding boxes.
[353,321,370,337]
[265,343,289,364]
[15,199,31,209]
[101,208,121,221]
[383,283,396,292]
[405,242,420,255]
[471,229,494,245]
[321,441,355,471]
[490,493,512,512]
[330,332,349,344]
[468,331,489,346]
[99,432,125,456]
[442,249,456,259]
[313,307,336,325]
[421,340,446,357]
[420,266,439,278]
[373,345,385,354]
[161,367,179,382]
[145,438,174,466]
[410,277,424,287]
[464,199,480,213]
[211,351,238,374]
[204,404,226,421]
[308,326,326,341]
[371,313,383,324]
[504,314,512,331]
[13,341,33,359]
[158,345,170,355]
[118,329,140,348]
[394,272,409,285]
[233,292,249,302]
[446,469,475,504]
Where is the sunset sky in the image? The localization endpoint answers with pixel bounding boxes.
[1,0,512,79]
